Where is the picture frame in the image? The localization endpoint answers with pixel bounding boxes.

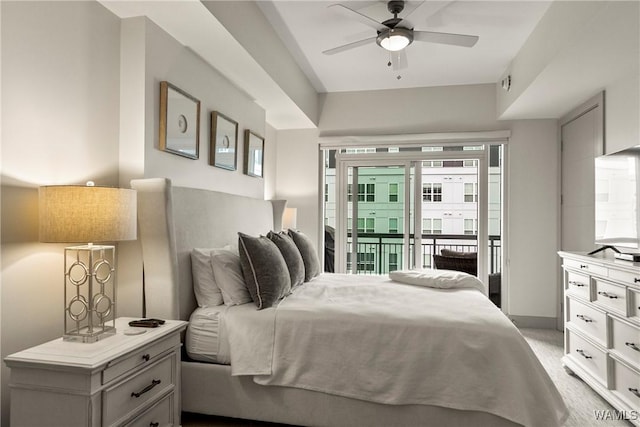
[159,81,200,159]
[244,130,265,178]
[210,111,238,170]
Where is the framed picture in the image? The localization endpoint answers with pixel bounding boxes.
[159,81,200,159]
[210,111,238,170]
[244,130,264,178]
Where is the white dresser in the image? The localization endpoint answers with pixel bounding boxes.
[5,318,187,427]
[559,251,640,424]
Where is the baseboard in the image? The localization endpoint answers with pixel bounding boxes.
[509,315,557,329]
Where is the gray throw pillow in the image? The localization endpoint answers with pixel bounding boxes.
[287,229,320,281]
[267,231,305,289]
[238,232,291,309]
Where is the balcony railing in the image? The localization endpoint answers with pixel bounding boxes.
[345,233,501,275]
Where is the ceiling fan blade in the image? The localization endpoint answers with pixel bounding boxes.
[328,4,386,32]
[322,36,377,55]
[391,50,408,71]
[399,1,453,28]
[413,30,479,47]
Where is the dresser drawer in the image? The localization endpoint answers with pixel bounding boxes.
[630,289,640,322]
[611,358,640,411]
[566,271,591,300]
[567,297,607,345]
[594,279,627,315]
[103,353,175,427]
[564,259,608,277]
[124,392,173,427]
[103,333,179,384]
[566,329,608,386]
[608,268,640,287]
[611,317,640,370]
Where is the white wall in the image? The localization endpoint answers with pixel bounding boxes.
[507,120,559,318]
[320,84,507,136]
[275,128,321,248]
[0,2,121,425]
[605,74,640,154]
[142,18,266,198]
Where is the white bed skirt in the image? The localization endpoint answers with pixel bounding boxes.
[181,361,520,427]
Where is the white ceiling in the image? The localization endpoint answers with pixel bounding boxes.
[258,0,552,93]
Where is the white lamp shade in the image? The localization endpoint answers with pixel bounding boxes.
[380,34,410,51]
[39,185,137,243]
[282,207,298,230]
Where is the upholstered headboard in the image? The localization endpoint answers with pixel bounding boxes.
[131,178,284,321]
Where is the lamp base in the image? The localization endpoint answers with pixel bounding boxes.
[64,325,116,343]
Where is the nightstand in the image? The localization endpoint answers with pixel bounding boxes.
[5,317,187,427]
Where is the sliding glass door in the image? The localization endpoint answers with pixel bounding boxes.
[324,144,500,289]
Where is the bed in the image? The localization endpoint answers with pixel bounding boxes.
[131,178,568,427]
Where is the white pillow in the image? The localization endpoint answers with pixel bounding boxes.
[210,248,252,306]
[191,248,225,307]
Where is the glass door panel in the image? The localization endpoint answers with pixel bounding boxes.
[349,166,406,274]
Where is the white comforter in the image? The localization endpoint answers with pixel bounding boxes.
[225,273,568,427]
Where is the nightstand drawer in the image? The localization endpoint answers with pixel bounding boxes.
[567,329,608,386]
[567,297,607,345]
[611,317,640,370]
[611,358,640,410]
[103,333,179,384]
[566,271,591,300]
[594,280,627,315]
[103,353,175,427]
[124,392,173,427]
[564,259,607,277]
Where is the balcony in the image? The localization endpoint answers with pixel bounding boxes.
[344,233,501,275]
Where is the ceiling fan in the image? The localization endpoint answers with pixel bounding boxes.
[323,0,479,68]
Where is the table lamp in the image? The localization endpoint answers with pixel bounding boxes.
[282,207,298,231]
[39,182,137,342]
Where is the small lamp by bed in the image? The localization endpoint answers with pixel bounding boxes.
[39,182,137,342]
[282,207,297,231]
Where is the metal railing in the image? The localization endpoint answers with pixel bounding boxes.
[345,233,501,275]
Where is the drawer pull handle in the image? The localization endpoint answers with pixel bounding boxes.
[635,278,640,283]
[580,264,588,269]
[625,342,640,352]
[630,388,640,398]
[597,291,619,299]
[569,281,586,288]
[576,314,593,323]
[150,423,160,427]
[576,349,593,359]
[142,353,150,362]
[131,379,161,398]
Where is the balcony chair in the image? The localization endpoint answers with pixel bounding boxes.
[433,249,501,307]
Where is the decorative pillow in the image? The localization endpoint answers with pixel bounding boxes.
[191,248,224,307]
[287,229,320,281]
[267,231,305,289]
[210,248,252,306]
[238,232,291,309]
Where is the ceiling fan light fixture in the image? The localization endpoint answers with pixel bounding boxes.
[377,28,412,52]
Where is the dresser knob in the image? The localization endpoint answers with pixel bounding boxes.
[597,291,619,299]
[576,314,593,323]
[576,349,593,359]
[150,423,160,427]
[625,342,640,352]
[630,388,640,398]
[634,278,640,283]
[580,264,588,269]
[142,353,150,362]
